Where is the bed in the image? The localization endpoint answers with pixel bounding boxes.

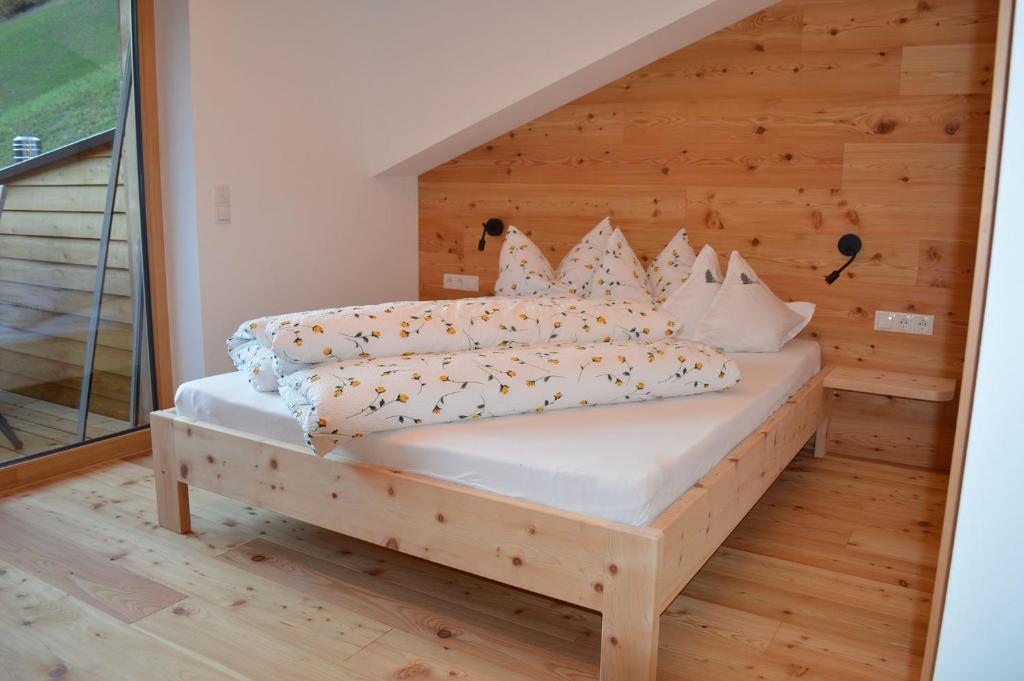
[152,337,828,679]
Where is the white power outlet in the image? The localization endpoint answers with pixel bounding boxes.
[443,273,480,292]
[913,314,934,335]
[874,310,934,336]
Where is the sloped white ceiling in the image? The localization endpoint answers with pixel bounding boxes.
[356,0,773,177]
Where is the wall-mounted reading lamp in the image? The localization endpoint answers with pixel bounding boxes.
[478,218,505,251]
[825,233,862,284]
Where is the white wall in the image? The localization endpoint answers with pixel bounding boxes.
[156,0,419,382]
[933,5,1024,677]
[186,0,418,377]
[153,0,204,385]
[358,0,771,176]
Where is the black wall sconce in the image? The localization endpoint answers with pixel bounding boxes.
[825,233,862,284]
[478,218,505,251]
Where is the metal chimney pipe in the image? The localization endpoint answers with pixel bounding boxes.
[13,136,41,163]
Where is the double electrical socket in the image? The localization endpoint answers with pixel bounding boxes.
[443,273,480,292]
[874,311,934,336]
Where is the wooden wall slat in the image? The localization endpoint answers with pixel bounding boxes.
[2,185,126,213]
[899,43,998,95]
[0,303,132,351]
[576,47,903,104]
[802,0,998,52]
[0,281,131,324]
[0,235,130,269]
[419,0,997,470]
[0,324,132,377]
[0,211,128,240]
[0,258,130,296]
[0,142,133,417]
[6,156,118,187]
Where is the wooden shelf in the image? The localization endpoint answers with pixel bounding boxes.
[824,367,956,402]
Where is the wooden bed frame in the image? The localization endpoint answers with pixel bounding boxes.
[151,367,828,679]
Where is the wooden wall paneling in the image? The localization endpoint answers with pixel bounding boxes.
[578,47,904,104]
[827,391,957,469]
[802,0,999,52]
[0,143,132,420]
[0,211,129,240]
[900,43,998,95]
[840,143,987,189]
[419,0,999,469]
[0,257,131,296]
[0,281,132,324]
[0,235,130,269]
[2,185,127,213]
[0,305,131,350]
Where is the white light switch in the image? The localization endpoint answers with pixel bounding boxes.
[213,185,231,224]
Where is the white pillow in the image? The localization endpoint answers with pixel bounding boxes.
[493,226,566,297]
[692,251,809,352]
[659,244,723,337]
[556,217,614,296]
[586,228,652,302]
[647,228,697,304]
[783,301,815,343]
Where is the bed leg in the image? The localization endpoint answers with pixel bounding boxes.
[813,418,828,458]
[599,532,660,680]
[151,413,191,534]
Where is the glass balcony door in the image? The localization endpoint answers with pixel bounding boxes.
[0,0,156,465]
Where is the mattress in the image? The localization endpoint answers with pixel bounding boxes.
[175,339,821,526]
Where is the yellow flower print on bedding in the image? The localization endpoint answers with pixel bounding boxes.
[278,338,741,455]
[264,296,677,379]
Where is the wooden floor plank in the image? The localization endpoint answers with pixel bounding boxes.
[0,452,943,680]
[0,509,186,623]
[0,559,234,681]
[4,474,395,652]
[219,539,601,679]
[134,595,371,681]
[343,627,548,681]
[660,594,783,654]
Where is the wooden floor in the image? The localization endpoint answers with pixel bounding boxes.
[0,450,945,680]
[0,390,129,464]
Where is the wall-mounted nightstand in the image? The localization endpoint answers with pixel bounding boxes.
[816,367,957,458]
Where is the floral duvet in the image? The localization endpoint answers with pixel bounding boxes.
[227,296,677,391]
[278,338,740,453]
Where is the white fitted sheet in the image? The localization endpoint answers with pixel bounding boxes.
[175,339,820,526]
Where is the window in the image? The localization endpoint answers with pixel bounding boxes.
[0,0,157,465]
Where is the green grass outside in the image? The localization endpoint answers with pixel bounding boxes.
[0,0,120,168]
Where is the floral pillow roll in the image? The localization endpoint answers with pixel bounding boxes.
[268,296,677,375]
[280,338,741,452]
[226,316,285,391]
